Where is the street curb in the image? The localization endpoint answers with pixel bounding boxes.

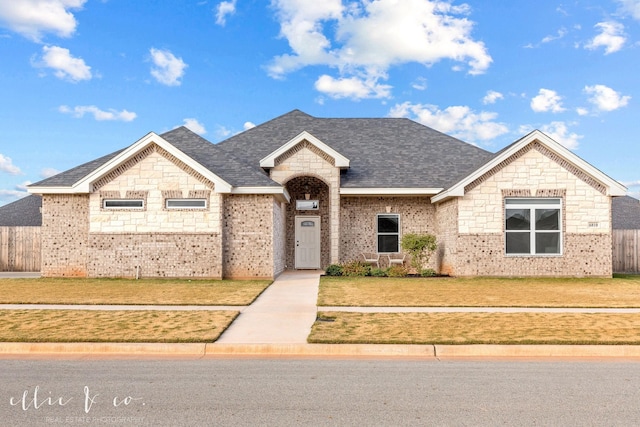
[3,343,640,358]
[0,343,206,356]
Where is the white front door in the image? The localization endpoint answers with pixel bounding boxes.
[295,216,321,269]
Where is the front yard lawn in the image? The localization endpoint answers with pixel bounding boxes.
[0,309,238,343]
[0,278,271,305]
[318,275,640,307]
[310,311,640,345]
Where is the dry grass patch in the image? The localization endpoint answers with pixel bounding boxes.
[318,275,640,307]
[310,311,640,345]
[0,310,238,343]
[0,278,271,305]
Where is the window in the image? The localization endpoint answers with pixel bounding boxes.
[103,199,144,209]
[377,214,400,253]
[165,199,207,209]
[505,198,561,255]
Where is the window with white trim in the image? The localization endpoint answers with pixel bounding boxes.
[505,198,562,255]
[377,214,400,253]
[103,199,144,209]
[165,198,207,209]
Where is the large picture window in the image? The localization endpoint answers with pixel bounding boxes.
[377,214,400,253]
[505,198,562,255]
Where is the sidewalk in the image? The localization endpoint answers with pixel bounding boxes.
[215,270,321,344]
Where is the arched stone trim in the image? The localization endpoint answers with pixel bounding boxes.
[279,171,331,187]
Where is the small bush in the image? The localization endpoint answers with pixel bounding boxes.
[387,265,409,277]
[370,268,388,277]
[420,268,437,277]
[325,264,343,276]
[342,261,371,277]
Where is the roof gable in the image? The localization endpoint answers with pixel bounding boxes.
[29,131,233,194]
[432,130,627,202]
[259,131,350,168]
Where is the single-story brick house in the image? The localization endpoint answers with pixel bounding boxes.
[27,110,626,278]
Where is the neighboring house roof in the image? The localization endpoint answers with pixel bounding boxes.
[613,196,640,229]
[217,110,495,189]
[0,195,42,226]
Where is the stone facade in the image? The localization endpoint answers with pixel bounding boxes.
[273,200,286,276]
[41,194,90,277]
[449,145,613,277]
[340,196,436,269]
[434,198,458,276]
[222,194,276,278]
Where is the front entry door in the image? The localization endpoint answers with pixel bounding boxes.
[295,216,321,269]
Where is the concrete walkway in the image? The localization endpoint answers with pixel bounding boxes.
[215,270,321,344]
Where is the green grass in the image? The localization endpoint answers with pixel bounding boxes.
[318,275,640,307]
[0,309,239,343]
[310,311,640,345]
[0,278,272,305]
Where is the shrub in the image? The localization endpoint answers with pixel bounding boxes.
[325,264,343,276]
[387,265,409,277]
[420,268,437,277]
[370,268,388,277]
[342,261,371,277]
[401,233,438,272]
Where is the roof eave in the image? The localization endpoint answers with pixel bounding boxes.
[340,188,444,196]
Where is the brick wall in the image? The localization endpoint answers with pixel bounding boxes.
[340,197,436,269]
[455,233,612,276]
[435,198,458,275]
[223,194,275,278]
[273,200,286,276]
[88,233,222,278]
[41,194,90,277]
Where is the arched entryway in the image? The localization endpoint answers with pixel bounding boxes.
[284,176,330,269]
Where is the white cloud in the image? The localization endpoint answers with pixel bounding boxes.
[531,88,565,113]
[411,77,428,91]
[617,0,640,20]
[389,102,509,143]
[0,189,28,201]
[314,74,392,99]
[180,118,206,135]
[0,0,86,42]
[584,84,631,112]
[40,167,60,178]
[268,0,491,99]
[585,21,625,54]
[215,0,237,26]
[243,121,256,130]
[36,45,92,82]
[521,122,582,150]
[59,105,137,121]
[576,107,589,116]
[0,154,22,175]
[482,90,504,105]
[149,48,187,86]
[15,181,32,191]
[541,28,567,44]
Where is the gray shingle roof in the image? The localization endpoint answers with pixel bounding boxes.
[613,196,640,229]
[217,110,494,188]
[28,110,497,191]
[0,195,42,226]
[159,127,279,187]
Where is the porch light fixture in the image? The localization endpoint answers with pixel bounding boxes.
[304,184,311,200]
[385,206,392,213]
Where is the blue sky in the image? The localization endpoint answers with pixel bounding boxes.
[0,0,639,206]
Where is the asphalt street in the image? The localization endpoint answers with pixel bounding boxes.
[1,358,640,426]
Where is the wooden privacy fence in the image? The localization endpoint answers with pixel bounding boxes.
[0,227,41,272]
[613,230,640,274]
